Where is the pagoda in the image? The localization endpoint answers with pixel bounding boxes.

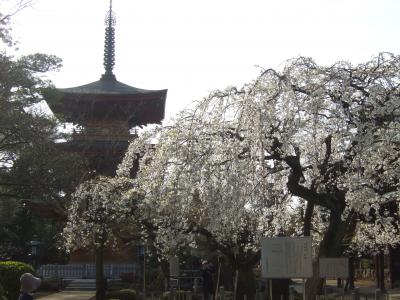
[43,1,167,268]
[48,0,167,176]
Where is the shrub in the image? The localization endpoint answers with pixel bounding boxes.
[0,283,7,300]
[162,290,195,299]
[106,289,136,300]
[148,270,166,291]
[107,280,132,291]
[120,273,134,283]
[37,277,61,292]
[0,261,35,300]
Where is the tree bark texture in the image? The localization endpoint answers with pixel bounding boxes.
[303,201,314,237]
[375,251,385,291]
[306,209,348,299]
[95,243,106,300]
[236,266,256,300]
[389,246,400,288]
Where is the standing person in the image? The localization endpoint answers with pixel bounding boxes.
[18,273,41,300]
[201,260,215,300]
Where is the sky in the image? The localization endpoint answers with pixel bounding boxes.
[6,0,400,122]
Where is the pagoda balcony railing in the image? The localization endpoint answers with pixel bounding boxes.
[72,128,138,141]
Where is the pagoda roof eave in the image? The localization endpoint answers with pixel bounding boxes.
[58,78,167,96]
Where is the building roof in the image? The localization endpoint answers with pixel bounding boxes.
[48,87,167,127]
[47,0,167,127]
[59,77,167,96]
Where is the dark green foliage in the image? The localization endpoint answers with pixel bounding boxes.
[107,280,132,291]
[106,289,137,300]
[0,282,7,300]
[0,204,71,263]
[0,15,87,262]
[0,51,84,205]
[0,261,35,300]
[162,290,203,300]
[147,268,166,292]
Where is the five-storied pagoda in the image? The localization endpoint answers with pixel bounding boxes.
[48,0,167,177]
[46,1,167,264]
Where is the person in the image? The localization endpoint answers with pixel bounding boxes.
[201,260,215,300]
[18,273,41,300]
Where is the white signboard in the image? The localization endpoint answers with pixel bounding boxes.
[169,257,179,277]
[319,258,349,279]
[261,237,313,278]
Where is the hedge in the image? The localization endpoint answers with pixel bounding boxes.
[0,283,7,300]
[0,261,35,300]
[106,289,137,300]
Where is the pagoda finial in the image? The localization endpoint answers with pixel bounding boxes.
[101,0,116,80]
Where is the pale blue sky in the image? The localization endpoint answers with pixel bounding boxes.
[6,0,400,121]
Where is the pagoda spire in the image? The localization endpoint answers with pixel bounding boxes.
[101,0,116,80]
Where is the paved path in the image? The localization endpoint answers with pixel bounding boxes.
[37,291,95,300]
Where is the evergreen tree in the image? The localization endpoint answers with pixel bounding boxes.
[0,2,85,261]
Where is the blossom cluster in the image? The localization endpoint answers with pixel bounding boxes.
[63,176,140,251]
[66,53,400,258]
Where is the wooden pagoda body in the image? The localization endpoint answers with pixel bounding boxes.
[45,1,167,265]
[49,77,167,176]
[47,78,167,263]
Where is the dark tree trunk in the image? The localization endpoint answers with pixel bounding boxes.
[306,209,348,299]
[267,279,290,300]
[347,257,355,290]
[337,278,342,288]
[375,251,385,291]
[96,243,106,300]
[194,225,260,300]
[303,201,314,236]
[236,266,256,300]
[389,245,400,288]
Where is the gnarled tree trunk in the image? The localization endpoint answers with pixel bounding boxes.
[306,208,349,299]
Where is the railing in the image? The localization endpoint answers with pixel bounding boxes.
[355,269,390,281]
[72,128,138,141]
[37,264,138,279]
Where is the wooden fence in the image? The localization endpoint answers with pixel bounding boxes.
[37,264,138,279]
